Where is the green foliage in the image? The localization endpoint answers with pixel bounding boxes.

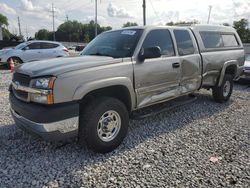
[35,20,112,42]
[35,29,53,40]
[233,19,250,43]
[223,23,230,26]
[2,28,12,40]
[166,20,199,26]
[0,13,8,26]
[122,22,138,28]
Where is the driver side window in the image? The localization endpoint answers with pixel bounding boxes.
[142,29,175,57]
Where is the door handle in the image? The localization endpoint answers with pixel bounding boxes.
[172,62,180,68]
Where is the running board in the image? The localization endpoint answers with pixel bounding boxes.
[131,94,197,120]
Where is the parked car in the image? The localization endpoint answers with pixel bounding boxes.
[239,54,250,81]
[10,25,244,153]
[0,40,69,67]
[68,45,76,50]
[75,45,85,52]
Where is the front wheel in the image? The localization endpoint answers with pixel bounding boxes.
[7,57,23,68]
[79,97,129,153]
[212,74,233,103]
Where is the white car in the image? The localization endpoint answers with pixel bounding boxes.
[0,40,69,66]
[240,54,250,81]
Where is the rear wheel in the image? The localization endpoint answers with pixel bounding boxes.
[212,74,233,103]
[79,97,129,153]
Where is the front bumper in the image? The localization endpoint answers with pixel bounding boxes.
[9,92,79,141]
[239,69,250,80]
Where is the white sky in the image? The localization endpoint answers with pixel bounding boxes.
[0,0,250,38]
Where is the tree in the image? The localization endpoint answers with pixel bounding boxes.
[233,19,250,43]
[2,28,12,40]
[223,23,230,26]
[166,20,199,26]
[123,22,138,28]
[0,13,8,26]
[54,20,112,42]
[35,29,53,40]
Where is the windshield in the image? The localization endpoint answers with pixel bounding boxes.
[15,42,28,49]
[81,29,143,58]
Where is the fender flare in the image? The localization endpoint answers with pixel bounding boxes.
[218,60,239,86]
[73,77,136,110]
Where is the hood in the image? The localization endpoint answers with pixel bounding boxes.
[0,48,13,55]
[244,60,250,68]
[16,56,122,77]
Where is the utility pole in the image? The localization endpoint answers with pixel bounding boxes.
[207,5,212,24]
[18,16,22,36]
[52,3,56,41]
[95,0,98,37]
[26,25,28,40]
[66,14,69,22]
[143,0,146,26]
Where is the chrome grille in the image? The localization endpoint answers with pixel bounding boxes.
[13,73,31,87]
[12,72,31,102]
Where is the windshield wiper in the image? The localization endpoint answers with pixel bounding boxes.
[88,52,113,57]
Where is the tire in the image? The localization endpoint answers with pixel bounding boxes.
[79,97,129,153]
[212,74,233,103]
[7,57,23,68]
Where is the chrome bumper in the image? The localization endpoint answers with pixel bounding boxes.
[11,108,79,141]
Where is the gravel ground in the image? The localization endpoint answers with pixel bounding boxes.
[0,70,250,187]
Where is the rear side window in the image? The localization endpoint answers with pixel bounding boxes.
[174,30,194,55]
[221,34,239,47]
[28,42,41,49]
[200,32,223,48]
[142,29,175,56]
[41,43,59,49]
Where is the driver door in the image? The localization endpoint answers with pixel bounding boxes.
[134,29,181,108]
[21,42,43,62]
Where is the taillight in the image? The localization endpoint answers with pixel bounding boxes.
[63,48,69,52]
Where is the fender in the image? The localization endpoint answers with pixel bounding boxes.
[218,60,239,86]
[73,77,136,110]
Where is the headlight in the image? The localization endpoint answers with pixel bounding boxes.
[30,77,56,104]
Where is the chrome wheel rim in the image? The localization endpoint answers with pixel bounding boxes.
[97,110,121,142]
[223,81,231,97]
[13,59,20,66]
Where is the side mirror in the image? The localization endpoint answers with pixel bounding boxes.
[22,46,29,51]
[138,46,161,62]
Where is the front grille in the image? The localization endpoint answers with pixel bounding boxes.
[12,72,31,102]
[13,72,31,87]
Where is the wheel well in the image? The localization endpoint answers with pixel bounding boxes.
[79,85,132,112]
[225,64,237,78]
[7,56,23,63]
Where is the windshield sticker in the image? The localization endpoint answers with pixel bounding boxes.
[121,30,137,35]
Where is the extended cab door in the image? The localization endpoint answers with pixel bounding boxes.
[134,29,181,108]
[173,29,202,94]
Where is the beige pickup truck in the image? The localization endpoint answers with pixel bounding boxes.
[9,25,245,153]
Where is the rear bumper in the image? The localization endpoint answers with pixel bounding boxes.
[9,92,79,141]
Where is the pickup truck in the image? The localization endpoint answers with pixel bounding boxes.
[9,25,245,153]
